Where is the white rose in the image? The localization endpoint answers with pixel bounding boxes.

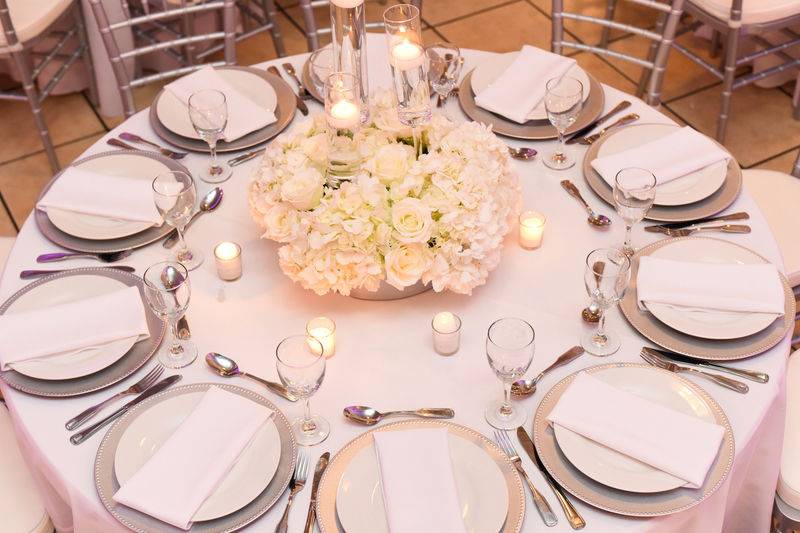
[300,133,328,165]
[367,143,415,185]
[384,243,431,289]
[391,197,433,244]
[280,167,324,210]
[262,204,299,243]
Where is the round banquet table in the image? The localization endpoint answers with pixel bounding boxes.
[0,37,792,533]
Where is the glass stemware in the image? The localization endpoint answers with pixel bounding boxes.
[276,335,329,445]
[152,171,203,270]
[426,42,462,108]
[188,89,232,184]
[142,261,196,368]
[581,248,631,357]
[485,317,535,429]
[613,167,657,257]
[308,47,334,94]
[543,76,584,170]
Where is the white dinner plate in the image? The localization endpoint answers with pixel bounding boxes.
[470,52,591,121]
[596,123,728,206]
[114,391,281,522]
[336,432,509,533]
[3,276,138,380]
[554,365,719,493]
[643,238,780,340]
[156,68,278,140]
[46,153,169,240]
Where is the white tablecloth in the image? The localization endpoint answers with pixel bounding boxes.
[0,38,791,533]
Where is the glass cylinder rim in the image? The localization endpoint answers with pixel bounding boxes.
[431,312,462,334]
[276,334,325,366]
[519,210,546,228]
[584,247,631,276]
[425,41,461,55]
[152,170,193,196]
[306,316,336,336]
[188,89,227,110]
[143,261,188,292]
[545,76,583,98]
[614,167,657,191]
[487,317,535,350]
[213,241,241,258]
[383,3,420,24]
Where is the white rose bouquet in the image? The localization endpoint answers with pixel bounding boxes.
[248,90,521,296]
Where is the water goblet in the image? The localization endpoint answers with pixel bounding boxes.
[581,248,631,357]
[143,261,196,368]
[613,167,657,257]
[543,76,584,170]
[152,171,203,270]
[276,335,329,445]
[188,89,232,184]
[485,317,535,429]
[426,42,462,107]
[308,47,334,94]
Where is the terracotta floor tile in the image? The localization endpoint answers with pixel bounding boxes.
[438,2,551,53]
[0,195,15,237]
[423,0,513,25]
[751,148,799,174]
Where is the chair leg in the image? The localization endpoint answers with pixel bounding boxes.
[551,0,564,54]
[793,70,799,121]
[599,0,617,48]
[262,0,286,57]
[710,29,721,58]
[74,3,99,107]
[636,11,667,98]
[716,26,741,143]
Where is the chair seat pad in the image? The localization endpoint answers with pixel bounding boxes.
[0,0,74,47]
[742,169,800,287]
[689,0,800,25]
[0,404,53,533]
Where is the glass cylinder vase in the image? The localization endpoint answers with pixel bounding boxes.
[325,72,362,181]
[330,0,369,124]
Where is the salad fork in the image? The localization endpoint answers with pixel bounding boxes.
[494,430,558,527]
[275,451,309,533]
[639,349,748,394]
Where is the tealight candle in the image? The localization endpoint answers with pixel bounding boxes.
[328,99,360,130]
[213,241,242,281]
[432,311,461,356]
[519,211,546,250]
[390,38,425,71]
[307,316,336,358]
[331,0,363,7]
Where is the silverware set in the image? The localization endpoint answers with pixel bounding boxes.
[269,64,309,116]
[107,136,188,160]
[343,405,455,425]
[205,352,297,401]
[36,250,132,263]
[228,148,266,167]
[561,180,612,228]
[577,113,639,145]
[304,452,330,533]
[645,211,751,236]
[275,450,309,533]
[643,346,768,382]
[639,348,749,393]
[565,100,632,145]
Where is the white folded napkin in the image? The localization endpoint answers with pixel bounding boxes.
[165,66,276,142]
[0,286,150,371]
[474,45,576,124]
[36,166,162,226]
[113,386,274,530]
[591,126,730,188]
[373,428,467,533]
[548,372,725,488]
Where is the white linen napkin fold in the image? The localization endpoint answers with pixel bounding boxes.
[474,45,576,124]
[547,372,725,488]
[637,256,785,315]
[0,286,150,371]
[113,386,274,530]
[165,66,276,142]
[590,126,730,188]
[36,166,163,226]
[373,428,467,533]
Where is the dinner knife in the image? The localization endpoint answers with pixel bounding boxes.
[268,66,308,116]
[20,266,135,279]
[642,347,769,383]
[303,452,330,533]
[70,374,182,445]
[516,428,586,530]
[644,212,750,232]
[564,100,631,144]
[228,148,266,167]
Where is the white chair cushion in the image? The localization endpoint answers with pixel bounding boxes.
[689,0,800,25]
[0,404,53,533]
[742,169,800,287]
[0,0,74,47]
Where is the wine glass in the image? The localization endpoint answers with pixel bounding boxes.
[188,89,232,184]
[308,47,334,94]
[426,42,462,107]
[152,171,203,270]
[614,167,657,257]
[276,335,329,445]
[142,261,196,368]
[485,317,535,429]
[543,76,584,170]
[581,248,631,357]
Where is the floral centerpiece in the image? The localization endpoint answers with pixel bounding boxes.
[248,90,521,296]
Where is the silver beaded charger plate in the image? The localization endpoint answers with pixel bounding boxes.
[302,60,323,103]
[34,150,185,253]
[457,69,605,140]
[149,67,297,153]
[95,383,297,533]
[619,237,795,361]
[0,268,165,397]
[581,123,742,222]
[533,363,734,517]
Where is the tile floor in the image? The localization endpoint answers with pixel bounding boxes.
[0,0,798,237]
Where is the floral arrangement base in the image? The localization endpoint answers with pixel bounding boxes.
[349,281,431,301]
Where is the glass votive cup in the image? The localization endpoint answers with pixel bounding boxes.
[432,311,461,356]
[213,241,242,281]
[519,211,546,250]
[306,316,336,358]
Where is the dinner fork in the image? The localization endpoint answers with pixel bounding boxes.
[495,430,558,527]
[65,365,164,430]
[650,224,751,237]
[275,451,309,533]
[119,132,188,159]
[578,113,639,145]
[281,63,311,99]
[639,350,749,394]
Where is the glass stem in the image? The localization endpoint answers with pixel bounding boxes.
[624,223,633,251]
[175,226,190,260]
[169,318,182,355]
[596,312,607,341]
[302,398,317,432]
[209,138,220,173]
[412,126,422,159]
[556,128,566,157]
[500,382,513,416]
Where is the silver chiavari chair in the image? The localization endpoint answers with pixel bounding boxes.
[88,0,237,118]
[298,0,423,52]
[196,0,286,60]
[551,0,685,107]
[0,0,97,173]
